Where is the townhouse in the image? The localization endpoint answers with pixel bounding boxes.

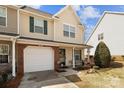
[0,5,91,79]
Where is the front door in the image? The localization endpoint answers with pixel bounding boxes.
[59,49,66,66]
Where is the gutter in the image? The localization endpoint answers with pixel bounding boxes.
[18,36,93,48]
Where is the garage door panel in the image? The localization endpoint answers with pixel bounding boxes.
[25,65,53,72]
[24,46,54,73]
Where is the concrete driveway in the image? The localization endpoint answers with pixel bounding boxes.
[18,70,78,88]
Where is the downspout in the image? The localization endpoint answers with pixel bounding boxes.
[17,8,20,35]
[12,7,20,77]
[12,36,20,77]
[72,47,75,68]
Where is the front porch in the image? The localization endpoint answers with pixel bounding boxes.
[57,46,92,71]
[58,47,83,68]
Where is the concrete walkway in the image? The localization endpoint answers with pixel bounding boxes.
[19,77,78,88]
[18,70,78,88]
[41,77,78,88]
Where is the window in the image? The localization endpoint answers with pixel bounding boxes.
[63,24,69,37]
[98,33,104,41]
[63,24,75,38]
[0,44,9,63]
[101,33,104,40]
[98,34,101,40]
[0,6,7,26]
[29,16,48,35]
[70,26,75,38]
[34,18,44,33]
[74,50,81,61]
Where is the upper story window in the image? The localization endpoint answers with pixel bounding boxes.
[63,24,75,38]
[0,6,7,26]
[98,34,101,40]
[101,33,104,40]
[63,24,69,37]
[34,18,44,33]
[29,16,48,35]
[0,44,9,64]
[70,26,75,38]
[98,33,104,41]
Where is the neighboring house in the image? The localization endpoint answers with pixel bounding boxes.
[86,11,124,61]
[0,5,91,78]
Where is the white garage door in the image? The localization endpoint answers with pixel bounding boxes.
[24,46,54,73]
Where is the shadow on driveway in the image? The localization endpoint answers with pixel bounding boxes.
[19,70,77,88]
[26,70,58,82]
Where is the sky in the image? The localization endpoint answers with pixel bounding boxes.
[30,5,124,42]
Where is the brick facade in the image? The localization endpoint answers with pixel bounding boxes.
[16,44,27,77]
[52,46,59,71]
[16,44,59,77]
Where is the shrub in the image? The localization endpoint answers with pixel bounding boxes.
[2,73,8,82]
[94,41,111,68]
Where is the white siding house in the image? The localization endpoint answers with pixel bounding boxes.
[86,11,124,61]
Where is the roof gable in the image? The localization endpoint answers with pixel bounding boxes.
[53,5,82,25]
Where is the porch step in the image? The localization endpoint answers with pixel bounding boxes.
[56,69,66,72]
[57,68,78,77]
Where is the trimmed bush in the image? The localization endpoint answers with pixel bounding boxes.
[2,73,8,82]
[94,41,111,68]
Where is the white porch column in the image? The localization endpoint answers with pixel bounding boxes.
[12,38,16,77]
[72,47,75,68]
[87,48,90,62]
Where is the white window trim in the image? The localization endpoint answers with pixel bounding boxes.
[0,44,9,64]
[98,33,104,41]
[63,24,69,37]
[34,17,44,34]
[0,6,7,27]
[63,23,76,38]
[70,26,75,38]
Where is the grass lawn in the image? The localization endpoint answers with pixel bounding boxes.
[65,61,124,88]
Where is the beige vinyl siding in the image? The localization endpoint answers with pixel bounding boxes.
[20,11,54,40]
[54,6,84,44]
[65,47,73,66]
[0,6,17,34]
